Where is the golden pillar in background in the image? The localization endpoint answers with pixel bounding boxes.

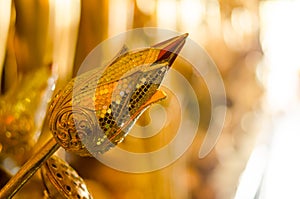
[13,0,49,74]
[73,0,109,76]
[2,0,49,93]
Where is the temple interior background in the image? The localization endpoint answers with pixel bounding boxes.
[0,0,300,198]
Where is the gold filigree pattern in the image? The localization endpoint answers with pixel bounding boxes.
[41,155,93,199]
[0,34,188,199]
[49,106,96,156]
[48,48,169,156]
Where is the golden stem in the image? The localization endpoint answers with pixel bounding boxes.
[0,138,59,199]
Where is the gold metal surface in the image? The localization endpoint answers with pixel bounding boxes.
[48,34,187,156]
[0,34,187,198]
[0,1,265,198]
[0,138,59,199]
[41,155,92,199]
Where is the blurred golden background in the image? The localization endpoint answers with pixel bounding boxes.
[0,0,299,198]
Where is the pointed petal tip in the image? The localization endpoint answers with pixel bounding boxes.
[153,33,188,64]
[182,33,189,38]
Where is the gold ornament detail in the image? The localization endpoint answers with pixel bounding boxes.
[41,155,92,199]
[48,41,183,156]
[0,33,188,198]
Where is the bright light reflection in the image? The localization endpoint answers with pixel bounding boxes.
[206,0,221,38]
[0,0,12,90]
[108,0,131,36]
[260,110,300,199]
[49,0,81,81]
[236,1,300,199]
[136,0,156,15]
[157,0,178,29]
[180,0,204,29]
[179,0,205,43]
[260,0,300,112]
[234,146,268,199]
[231,8,257,36]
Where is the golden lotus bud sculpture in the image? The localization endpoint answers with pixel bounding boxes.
[0,33,188,198]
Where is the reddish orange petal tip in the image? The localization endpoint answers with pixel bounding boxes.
[154,33,188,65]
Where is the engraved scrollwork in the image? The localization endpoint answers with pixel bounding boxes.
[49,104,99,156]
